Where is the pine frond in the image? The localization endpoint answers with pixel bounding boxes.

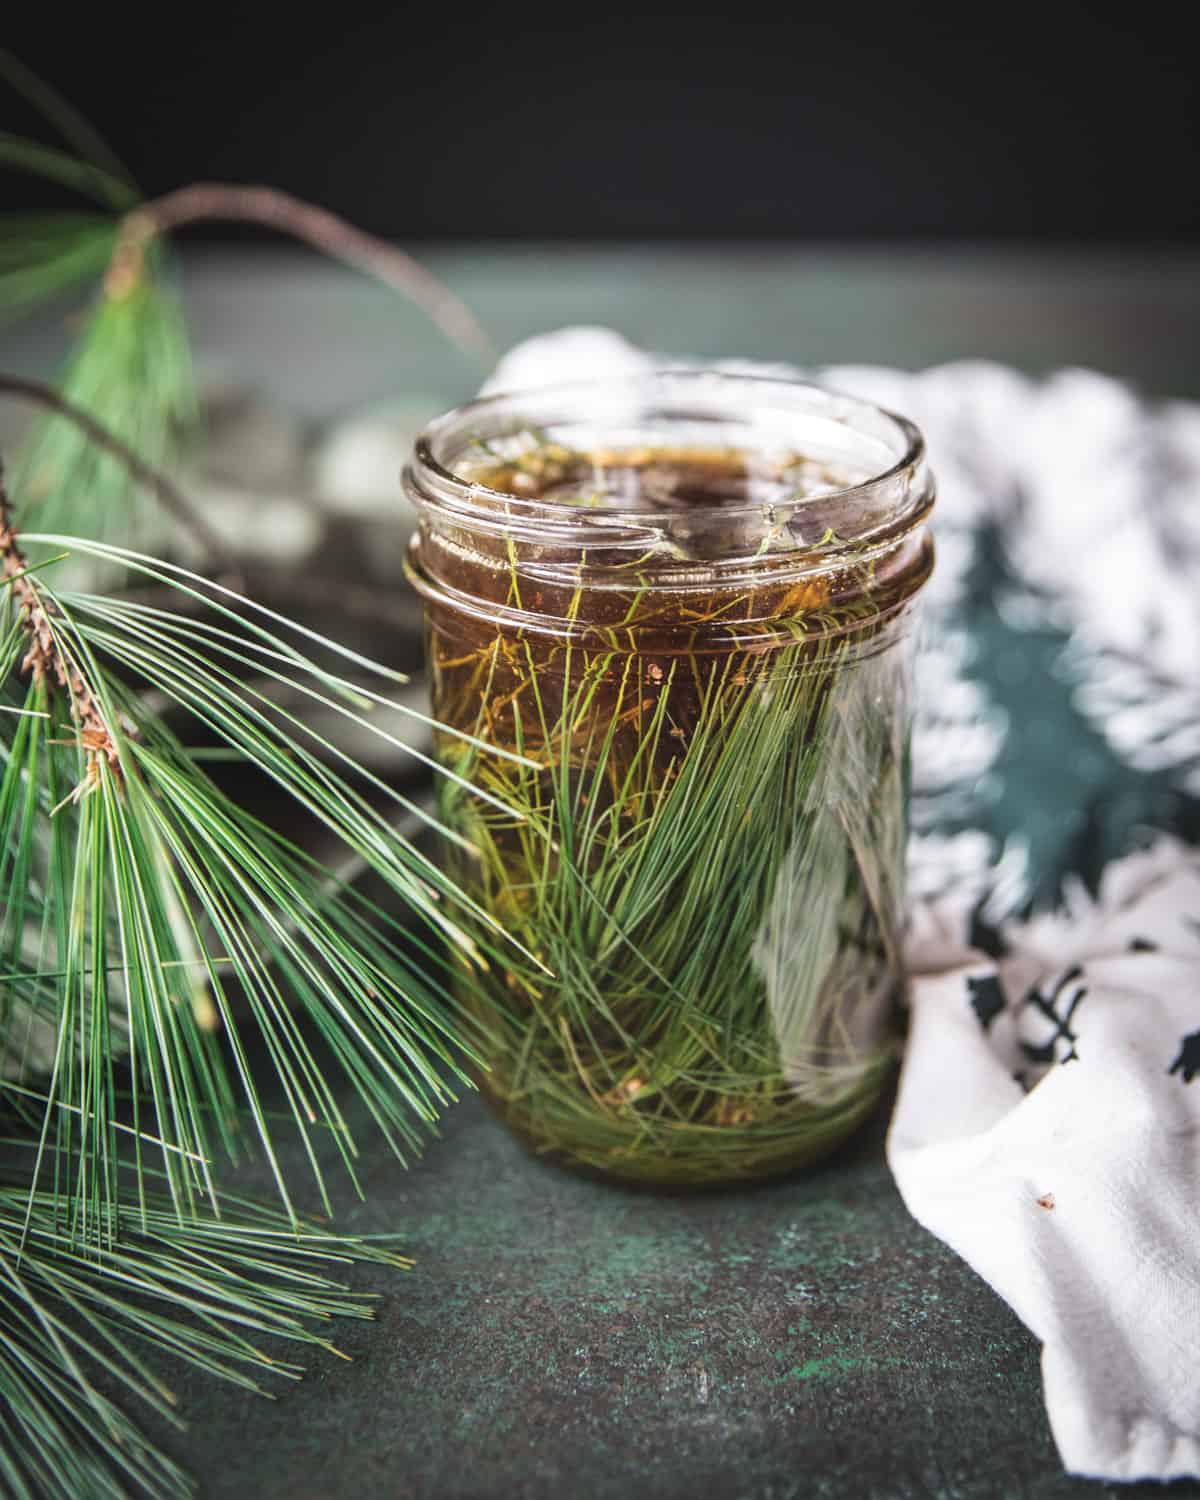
[3,526,534,1230]
[0,63,502,1485]
[0,132,136,211]
[0,214,119,330]
[0,49,136,201]
[0,118,193,564]
[2,116,495,565]
[0,1168,408,1500]
[13,278,197,564]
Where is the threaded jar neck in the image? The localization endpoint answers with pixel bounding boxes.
[404,368,934,651]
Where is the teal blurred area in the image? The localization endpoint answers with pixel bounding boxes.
[10,245,1200,415]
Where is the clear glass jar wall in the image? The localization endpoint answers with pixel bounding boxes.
[404,370,934,1186]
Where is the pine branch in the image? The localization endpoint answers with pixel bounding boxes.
[0,132,136,212]
[0,400,532,1495]
[2,432,537,1228]
[0,68,509,1495]
[106,183,496,367]
[0,463,119,782]
[0,1171,410,1500]
[0,374,237,578]
[0,49,136,203]
[0,214,118,330]
[8,268,199,565]
[2,125,496,564]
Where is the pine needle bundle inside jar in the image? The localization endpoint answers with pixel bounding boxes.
[405,370,934,1187]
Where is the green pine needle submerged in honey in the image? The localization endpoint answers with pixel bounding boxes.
[413,441,929,1186]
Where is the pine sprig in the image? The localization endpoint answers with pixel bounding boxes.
[0,1168,409,1500]
[0,49,137,200]
[2,86,495,566]
[0,373,237,571]
[0,381,514,1491]
[12,275,199,561]
[2,464,535,1231]
[0,59,507,1495]
[0,214,119,330]
[0,132,137,212]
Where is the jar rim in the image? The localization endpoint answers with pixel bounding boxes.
[409,367,928,548]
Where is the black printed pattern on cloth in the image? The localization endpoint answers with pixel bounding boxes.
[967,974,1006,1031]
[1168,1031,1200,1083]
[1020,966,1087,1066]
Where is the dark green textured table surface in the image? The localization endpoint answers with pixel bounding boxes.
[147,1079,1143,1500]
[9,246,1200,1500]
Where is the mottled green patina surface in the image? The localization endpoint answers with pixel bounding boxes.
[151,1085,1191,1500]
[13,247,1200,1498]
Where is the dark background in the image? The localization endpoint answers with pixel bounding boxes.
[4,10,1198,241]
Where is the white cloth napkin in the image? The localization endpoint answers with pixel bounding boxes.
[896,839,1200,1481]
[484,329,1200,1482]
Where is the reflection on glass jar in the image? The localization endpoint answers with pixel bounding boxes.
[404,370,934,1186]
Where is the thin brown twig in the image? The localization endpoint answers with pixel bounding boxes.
[0,460,122,784]
[105,183,498,369]
[0,373,241,580]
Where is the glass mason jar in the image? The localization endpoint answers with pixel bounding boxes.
[404,369,934,1187]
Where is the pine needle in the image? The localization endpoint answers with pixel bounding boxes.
[0,423,517,1492]
[0,133,136,212]
[0,62,502,1494]
[3,503,543,1230]
[0,49,136,202]
[12,277,197,567]
[0,1171,408,1500]
[0,214,118,330]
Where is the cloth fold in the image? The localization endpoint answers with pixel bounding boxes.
[484,328,1200,1482]
[893,840,1200,1481]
